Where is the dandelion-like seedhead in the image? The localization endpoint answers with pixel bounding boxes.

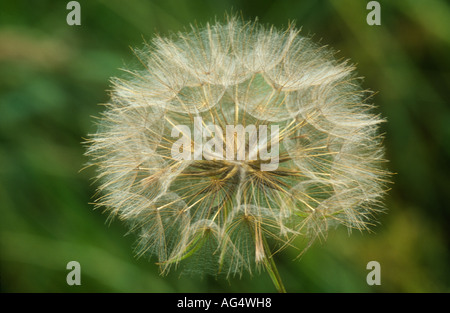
[86,17,390,278]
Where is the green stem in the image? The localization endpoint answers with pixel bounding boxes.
[262,236,287,293]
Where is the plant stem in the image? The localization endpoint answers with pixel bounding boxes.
[262,236,286,293]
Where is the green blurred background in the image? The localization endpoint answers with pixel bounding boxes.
[1,0,449,292]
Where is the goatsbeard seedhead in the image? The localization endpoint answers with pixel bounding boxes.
[86,16,391,278]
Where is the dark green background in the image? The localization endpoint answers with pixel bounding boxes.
[1,0,449,292]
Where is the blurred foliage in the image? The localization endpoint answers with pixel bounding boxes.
[0,0,449,292]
